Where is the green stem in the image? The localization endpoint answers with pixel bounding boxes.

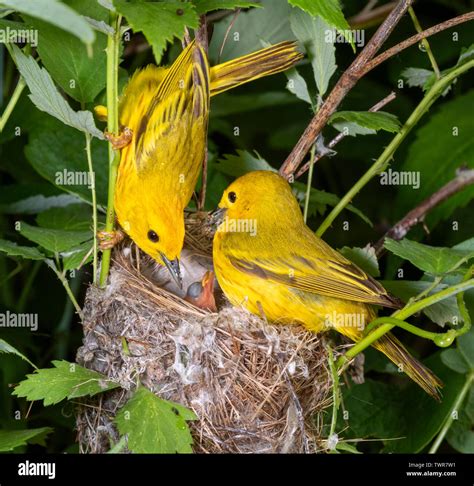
[303,145,316,223]
[108,435,127,453]
[408,7,440,78]
[50,264,83,319]
[337,278,474,369]
[84,132,98,284]
[99,13,122,288]
[428,372,474,454]
[316,58,474,237]
[363,316,442,342]
[0,77,25,132]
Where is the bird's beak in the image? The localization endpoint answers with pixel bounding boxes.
[209,207,227,227]
[159,253,183,289]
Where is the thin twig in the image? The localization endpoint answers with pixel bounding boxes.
[296,92,396,179]
[280,5,474,179]
[349,2,398,29]
[374,168,474,256]
[280,0,413,179]
[363,12,474,76]
[217,8,241,64]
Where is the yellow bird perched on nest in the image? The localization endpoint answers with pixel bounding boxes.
[99,41,302,287]
[212,170,443,399]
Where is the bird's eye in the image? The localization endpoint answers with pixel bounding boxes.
[147,230,159,243]
[228,191,237,203]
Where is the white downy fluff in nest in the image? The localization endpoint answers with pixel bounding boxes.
[76,221,333,453]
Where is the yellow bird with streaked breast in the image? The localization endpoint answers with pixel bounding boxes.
[106,41,302,286]
[212,170,443,399]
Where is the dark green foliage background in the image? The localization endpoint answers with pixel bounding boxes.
[0,0,473,453]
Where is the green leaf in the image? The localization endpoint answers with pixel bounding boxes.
[61,241,93,271]
[339,354,467,453]
[290,8,336,96]
[36,204,94,231]
[0,188,80,215]
[335,442,361,454]
[384,238,474,276]
[193,0,260,14]
[0,339,37,369]
[447,409,474,453]
[0,239,45,261]
[441,349,470,374]
[25,124,108,206]
[329,111,401,135]
[208,0,294,61]
[13,360,120,406]
[114,386,196,453]
[24,2,107,103]
[285,67,312,105]
[288,0,353,48]
[394,90,474,227]
[458,331,474,369]
[382,280,461,327]
[0,427,53,452]
[339,246,380,277]
[0,0,95,44]
[402,67,433,89]
[213,150,276,177]
[10,46,104,139]
[114,0,198,63]
[19,222,92,254]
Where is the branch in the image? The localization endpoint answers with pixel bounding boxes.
[279,0,414,179]
[279,5,474,179]
[374,167,474,256]
[295,92,396,179]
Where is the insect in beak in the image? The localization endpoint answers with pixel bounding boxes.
[209,207,227,227]
[159,253,183,289]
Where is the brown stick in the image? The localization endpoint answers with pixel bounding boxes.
[279,6,474,179]
[279,0,413,179]
[363,11,474,75]
[296,91,396,179]
[374,167,474,256]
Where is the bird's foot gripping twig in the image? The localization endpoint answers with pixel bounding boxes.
[97,229,125,250]
[104,127,133,150]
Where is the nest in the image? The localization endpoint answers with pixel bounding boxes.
[76,214,333,453]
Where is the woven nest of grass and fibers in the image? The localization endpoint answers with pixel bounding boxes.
[76,213,333,453]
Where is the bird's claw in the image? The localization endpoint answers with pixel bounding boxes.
[97,229,125,250]
[104,127,133,150]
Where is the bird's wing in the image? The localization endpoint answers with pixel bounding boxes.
[228,247,400,308]
[134,41,210,173]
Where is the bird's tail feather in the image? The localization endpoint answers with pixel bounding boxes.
[374,332,443,400]
[209,41,303,96]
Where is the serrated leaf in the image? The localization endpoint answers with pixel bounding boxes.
[402,67,433,89]
[24,3,107,103]
[10,46,104,139]
[19,222,92,254]
[339,246,380,277]
[0,191,80,215]
[441,348,470,374]
[447,410,474,453]
[0,339,37,369]
[36,204,93,231]
[0,427,53,452]
[384,238,474,276]
[285,67,312,105]
[114,386,196,453]
[288,0,352,48]
[0,0,95,44]
[0,239,45,261]
[394,90,474,227]
[13,360,119,406]
[208,0,294,61]
[114,0,198,63]
[290,8,336,96]
[329,111,401,134]
[193,0,260,14]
